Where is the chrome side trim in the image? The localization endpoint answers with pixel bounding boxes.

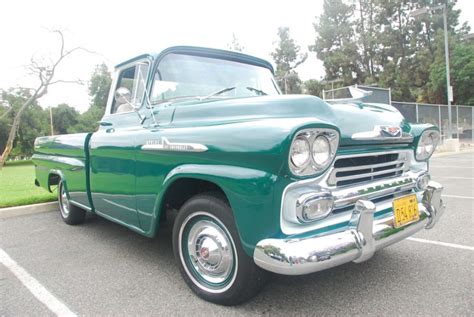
[31,154,85,168]
[255,181,444,275]
[141,137,208,152]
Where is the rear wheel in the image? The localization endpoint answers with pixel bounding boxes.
[58,180,85,225]
[172,193,267,305]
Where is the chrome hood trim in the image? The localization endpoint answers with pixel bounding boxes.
[352,125,413,142]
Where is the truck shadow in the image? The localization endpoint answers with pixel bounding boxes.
[82,211,426,314]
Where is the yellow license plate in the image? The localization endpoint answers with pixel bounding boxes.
[393,194,419,228]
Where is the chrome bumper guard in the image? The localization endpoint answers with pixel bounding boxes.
[253,181,445,275]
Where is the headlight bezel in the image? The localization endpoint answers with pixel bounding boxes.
[288,128,339,177]
[289,135,311,169]
[415,129,440,161]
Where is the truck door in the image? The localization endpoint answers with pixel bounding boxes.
[89,60,150,229]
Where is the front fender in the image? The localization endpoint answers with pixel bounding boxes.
[155,164,280,256]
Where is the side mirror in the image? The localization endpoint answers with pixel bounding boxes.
[114,87,144,123]
[114,87,138,109]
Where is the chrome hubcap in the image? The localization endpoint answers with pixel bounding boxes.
[179,212,238,293]
[60,184,70,218]
[187,220,234,284]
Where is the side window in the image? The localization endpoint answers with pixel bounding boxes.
[111,62,149,114]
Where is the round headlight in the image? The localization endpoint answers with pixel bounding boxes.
[290,137,310,169]
[289,129,339,176]
[416,130,439,160]
[312,136,331,167]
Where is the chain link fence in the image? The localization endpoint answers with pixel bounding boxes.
[322,85,473,143]
[392,101,473,142]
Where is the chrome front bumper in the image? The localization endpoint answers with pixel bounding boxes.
[253,181,444,275]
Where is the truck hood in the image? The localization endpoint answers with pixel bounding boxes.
[170,95,411,146]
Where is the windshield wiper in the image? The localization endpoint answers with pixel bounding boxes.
[153,95,202,105]
[246,87,267,96]
[200,86,236,100]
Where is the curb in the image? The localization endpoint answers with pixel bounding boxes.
[0,201,58,219]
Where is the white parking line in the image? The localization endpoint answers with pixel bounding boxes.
[442,194,474,200]
[0,248,76,317]
[407,237,474,251]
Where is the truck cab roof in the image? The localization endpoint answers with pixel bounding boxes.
[114,46,275,74]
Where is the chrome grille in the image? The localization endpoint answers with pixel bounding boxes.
[328,153,406,187]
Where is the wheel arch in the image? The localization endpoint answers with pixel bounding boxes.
[159,177,230,217]
[152,164,280,256]
[47,169,66,193]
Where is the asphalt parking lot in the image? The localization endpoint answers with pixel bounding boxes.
[1,151,473,316]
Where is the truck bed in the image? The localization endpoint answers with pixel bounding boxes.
[32,133,93,210]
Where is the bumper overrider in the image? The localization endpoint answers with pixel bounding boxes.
[253,181,444,275]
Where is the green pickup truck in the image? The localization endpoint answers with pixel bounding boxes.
[33,46,444,305]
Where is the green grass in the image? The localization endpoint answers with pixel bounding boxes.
[0,163,56,208]
[5,160,34,167]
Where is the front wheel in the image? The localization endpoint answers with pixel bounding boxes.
[172,193,267,305]
[58,180,85,225]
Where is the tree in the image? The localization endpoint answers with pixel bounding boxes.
[52,103,79,134]
[0,91,13,154]
[89,63,112,110]
[271,27,307,94]
[15,104,49,158]
[355,0,381,83]
[303,79,324,97]
[0,30,88,168]
[227,33,245,52]
[69,63,112,133]
[427,38,474,105]
[310,0,360,85]
[69,105,104,133]
[0,89,49,158]
[311,0,468,103]
[408,0,468,103]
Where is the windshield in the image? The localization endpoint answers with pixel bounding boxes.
[151,53,279,104]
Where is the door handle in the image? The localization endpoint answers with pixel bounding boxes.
[99,121,113,127]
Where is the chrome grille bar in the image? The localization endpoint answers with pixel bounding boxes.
[334,165,404,182]
[328,153,406,187]
[332,159,406,173]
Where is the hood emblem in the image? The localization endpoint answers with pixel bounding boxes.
[141,137,208,152]
[352,126,412,141]
[380,126,401,137]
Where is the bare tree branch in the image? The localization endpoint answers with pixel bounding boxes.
[49,79,85,85]
[0,29,92,168]
[53,29,65,57]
